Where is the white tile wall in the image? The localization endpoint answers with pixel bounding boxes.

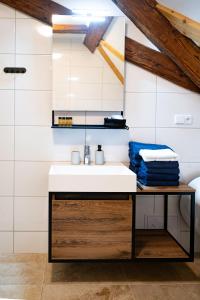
[125,93,156,127]
[156,128,200,162]
[0,232,13,253]
[0,19,15,53]
[0,126,14,160]
[0,54,15,89]
[14,162,51,197]
[14,197,48,231]
[0,90,14,125]
[16,19,52,54]
[0,3,200,253]
[15,55,52,90]
[125,63,157,93]
[0,162,14,196]
[15,90,51,126]
[0,197,13,231]
[14,232,47,253]
[15,126,52,161]
[157,77,194,93]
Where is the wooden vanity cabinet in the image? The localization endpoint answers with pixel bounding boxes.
[49,193,133,261]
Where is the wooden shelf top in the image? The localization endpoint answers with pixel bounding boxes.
[135,230,189,259]
[137,182,195,193]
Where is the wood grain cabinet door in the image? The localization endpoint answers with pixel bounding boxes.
[51,199,132,260]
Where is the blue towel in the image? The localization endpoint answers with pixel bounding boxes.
[141,161,179,169]
[129,142,180,186]
[140,161,180,175]
[129,163,139,174]
[140,166,180,175]
[129,142,171,166]
[138,171,179,181]
[138,178,179,186]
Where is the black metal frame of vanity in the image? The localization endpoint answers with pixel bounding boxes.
[48,184,195,263]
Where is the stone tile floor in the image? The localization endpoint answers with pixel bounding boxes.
[0,254,200,299]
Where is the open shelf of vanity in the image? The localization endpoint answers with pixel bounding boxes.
[133,184,195,262]
[48,184,195,263]
[135,230,189,260]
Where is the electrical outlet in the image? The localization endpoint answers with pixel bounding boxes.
[147,216,164,229]
[184,115,193,125]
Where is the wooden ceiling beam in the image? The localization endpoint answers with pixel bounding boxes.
[0,0,72,25]
[84,17,113,53]
[53,24,88,34]
[98,44,124,84]
[112,0,200,88]
[125,37,200,93]
[156,3,200,45]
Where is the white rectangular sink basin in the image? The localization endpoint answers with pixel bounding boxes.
[48,163,136,192]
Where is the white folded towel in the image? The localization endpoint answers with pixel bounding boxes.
[139,149,179,162]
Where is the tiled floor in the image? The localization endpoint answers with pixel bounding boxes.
[0,254,200,299]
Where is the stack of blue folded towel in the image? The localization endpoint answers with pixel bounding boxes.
[129,142,180,186]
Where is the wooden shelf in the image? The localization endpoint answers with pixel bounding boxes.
[137,183,195,194]
[135,230,189,259]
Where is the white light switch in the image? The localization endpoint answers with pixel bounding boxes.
[174,114,193,125]
[174,115,185,124]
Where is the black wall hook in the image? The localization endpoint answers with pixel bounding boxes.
[4,67,26,74]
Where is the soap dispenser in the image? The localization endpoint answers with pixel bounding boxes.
[95,145,105,165]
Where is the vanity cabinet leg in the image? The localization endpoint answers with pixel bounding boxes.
[190,192,195,260]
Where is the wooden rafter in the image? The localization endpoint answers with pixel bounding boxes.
[125,37,200,93]
[100,40,125,61]
[0,0,72,25]
[112,0,200,88]
[157,3,200,45]
[98,44,124,84]
[53,24,88,34]
[84,17,113,53]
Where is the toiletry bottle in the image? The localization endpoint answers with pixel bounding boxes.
[95,145,104,165]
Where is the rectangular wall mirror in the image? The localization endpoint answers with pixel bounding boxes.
[52,15,125,112]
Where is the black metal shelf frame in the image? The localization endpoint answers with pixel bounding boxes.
[51,110,129,130]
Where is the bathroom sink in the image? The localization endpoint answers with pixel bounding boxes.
[48,163,136,192]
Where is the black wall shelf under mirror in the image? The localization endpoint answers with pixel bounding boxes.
[51,111,129,130]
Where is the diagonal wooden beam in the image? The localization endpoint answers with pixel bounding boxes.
[84,17,113,53]
[53,24,88,34]
[156,3,200,45]
[125,37,200,93]
[0,0,72,25]
[98,44,124,84]
[112,0,200,88]
[100,40,125,62]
